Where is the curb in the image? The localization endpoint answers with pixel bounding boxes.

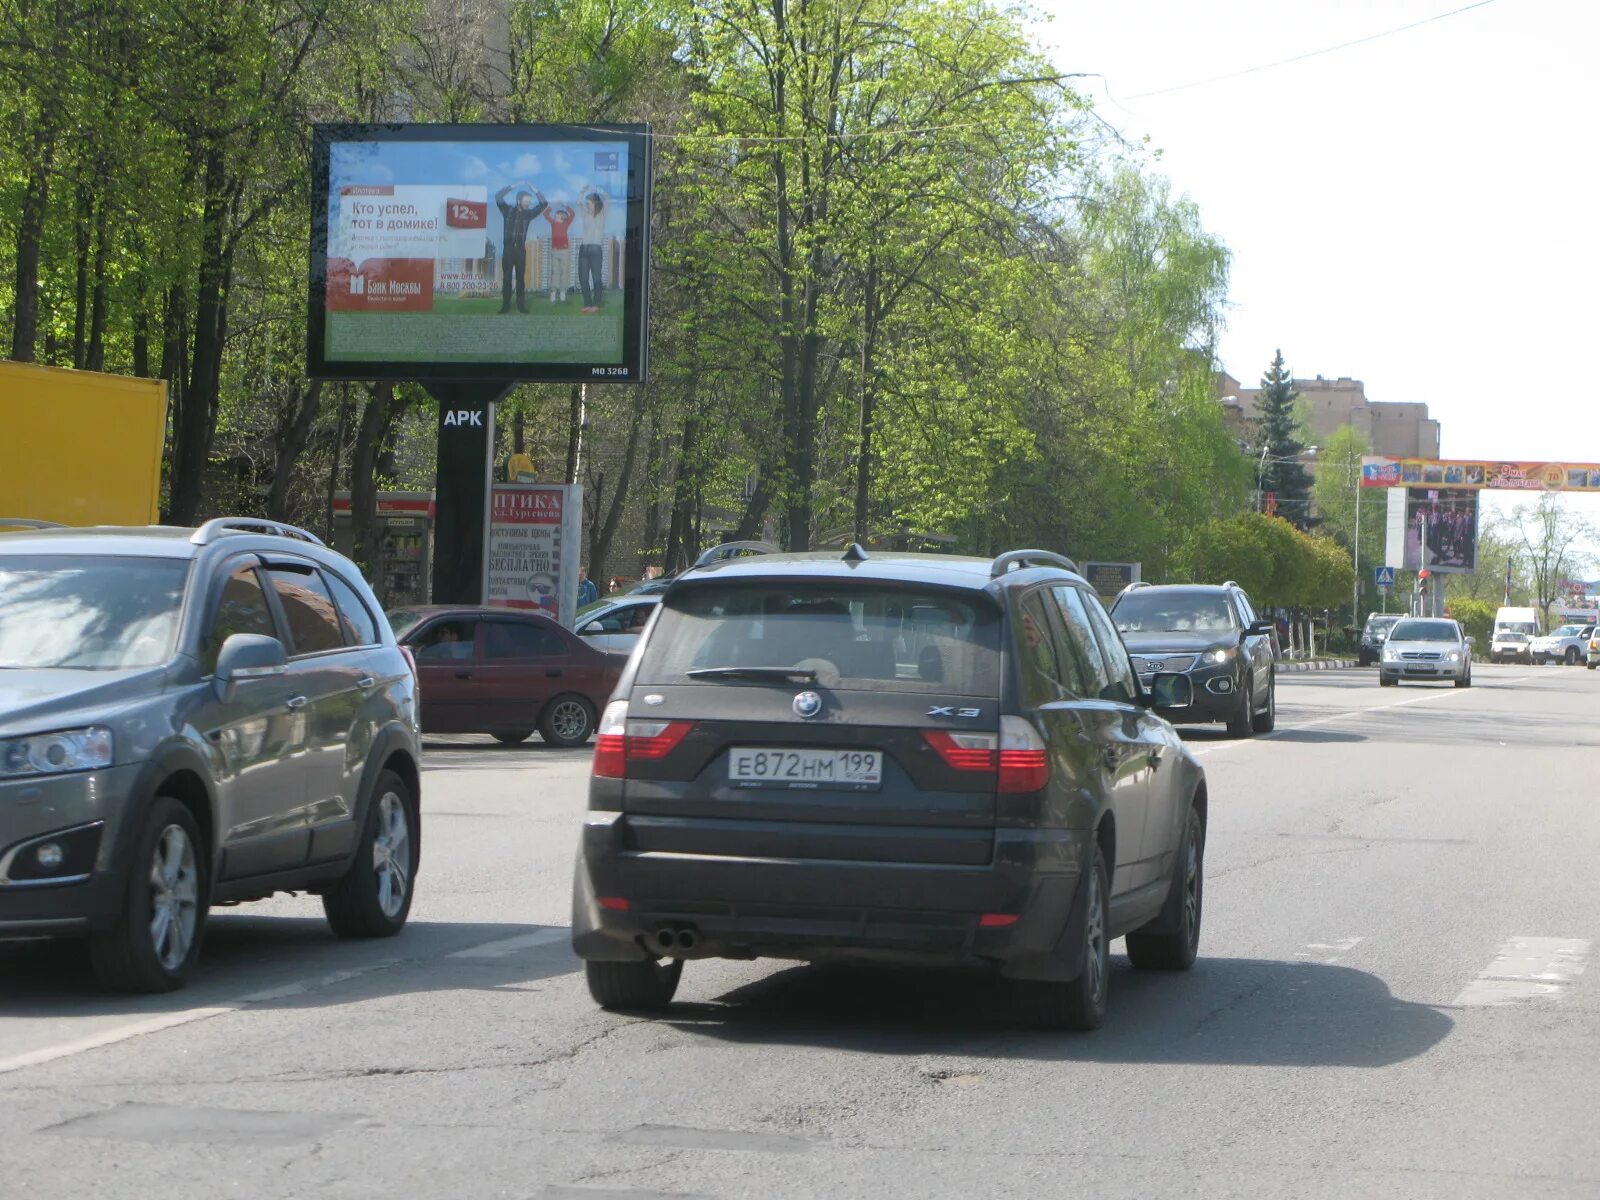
[1276,658,1356,672]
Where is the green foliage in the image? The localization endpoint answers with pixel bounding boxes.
[1255,349,1312,526]
[1176,512,1352,610]
[1447,596,1497,653]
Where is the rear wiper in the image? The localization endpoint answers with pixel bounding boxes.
[686,666,819,683]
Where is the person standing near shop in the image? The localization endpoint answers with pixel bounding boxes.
[575,183,609,313]
[495,183,547,314]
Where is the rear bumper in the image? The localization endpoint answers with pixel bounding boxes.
[572,812,1093,981]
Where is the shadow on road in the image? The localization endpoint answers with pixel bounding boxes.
[665,955,1452,1068]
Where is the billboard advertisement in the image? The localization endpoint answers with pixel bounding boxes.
[483,483,581,624]
[1404,488,1479,574]
[1362,456,1600,492]
[1081,561,1141,601]
[309,124,651,383]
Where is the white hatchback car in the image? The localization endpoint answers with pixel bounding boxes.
[1379,617,1472,688]
[575,596,660,654]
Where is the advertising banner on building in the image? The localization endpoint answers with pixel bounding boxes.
[1362,456,1600,492]
[483,483,582,624]
[309,123,651,383]
[1404,488,1479,574]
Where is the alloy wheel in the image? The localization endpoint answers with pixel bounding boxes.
[1084,866,1106,1004]
[1183,826,1201,951]
[551,699,589,742]
[372,791,411,919]
[148,824,199,972]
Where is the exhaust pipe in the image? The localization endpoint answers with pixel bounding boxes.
[676,928,699,951]
[655,927,676,951]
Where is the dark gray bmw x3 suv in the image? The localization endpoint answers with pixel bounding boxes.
[573,548,1207,1030]
[0,518,422,992]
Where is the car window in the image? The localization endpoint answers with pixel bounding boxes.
[483,620,566,660]
[1015,590,1070,703]
[324,570,380,646]
[588,603,652,634]
[636,583,1001,696]
[1078,587,1140,704]
[414,618,477,661]
[1390,619,1461,642]
[1112,590,1236,635]
[1044,587,1100,696]
[205,563,278,671]
[264,566,346,655]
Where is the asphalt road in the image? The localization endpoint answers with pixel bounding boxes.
[4,663,1599,1199]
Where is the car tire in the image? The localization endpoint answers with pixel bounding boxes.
[1379,673,1397,687]
[1010,842,1109,1031]
[540,694,596,747]
[1455,667,1472,688]
[585,957,683,1011]
[1566,648,1580,665]
[492,730,532,746]
[1225,678,1254,737]
[323,770,417,939]
[1588,663,1597,671]
[1251,673,1276,733]
[90,795,208,993]
[1127,806,1204,972]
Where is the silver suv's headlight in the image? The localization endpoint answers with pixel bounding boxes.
[0,727,114,779]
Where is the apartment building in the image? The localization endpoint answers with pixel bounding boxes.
[1218,372,1441,458]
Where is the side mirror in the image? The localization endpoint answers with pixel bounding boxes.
[581,621,602,635]
[1147,672,1193,712]
[214,633,286,698]
[1465,635,1476,646]
[1248,619,1275,636]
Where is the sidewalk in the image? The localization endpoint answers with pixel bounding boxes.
[1276,657,1356,672]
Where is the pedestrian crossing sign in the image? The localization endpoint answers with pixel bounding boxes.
[1374,566,1397,588]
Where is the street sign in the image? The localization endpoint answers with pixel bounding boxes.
[1374,566,1396,588]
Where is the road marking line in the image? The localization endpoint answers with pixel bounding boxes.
[447,927,571,959]
[1450,936,1590,1007]
[1187,675,1534,757]
[1294,936,1364,964]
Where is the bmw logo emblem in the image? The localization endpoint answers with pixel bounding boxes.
[793,690,823,718]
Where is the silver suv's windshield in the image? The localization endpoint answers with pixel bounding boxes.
[1364,615,1400,635]
[1112,591,1237,636]
[0,555,190,670]
[1390,619,1459,643]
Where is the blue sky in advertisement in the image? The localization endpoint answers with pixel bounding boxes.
[328,138,629,215]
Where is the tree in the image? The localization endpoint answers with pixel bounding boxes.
[1255,350,1312,526]
[1311,425,1382,615]
[1446,513,1527,606]
[1508,494,1592,622]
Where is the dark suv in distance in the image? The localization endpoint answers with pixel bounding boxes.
[1109,582,1277,737]
[572,547,1208,1031]
[0,518,422,992]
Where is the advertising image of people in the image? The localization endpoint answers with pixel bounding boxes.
[1404,488,1479,573]
[321,136,631,368]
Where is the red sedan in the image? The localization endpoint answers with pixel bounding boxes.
[389,606,625,746]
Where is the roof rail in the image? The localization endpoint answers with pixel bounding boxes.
[692,539,779,569]
[990,549,1079,579]
[1221,580,1240,589]
[1119,580,1153,593]
[0,518,67,530]
[190,518,326,548]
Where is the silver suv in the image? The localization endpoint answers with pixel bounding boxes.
[0,519,422,992]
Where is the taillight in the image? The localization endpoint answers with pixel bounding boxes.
[921,729,997,771]
[922,717,1049,794]
[592,700,694,779]
[998,715,1049,793]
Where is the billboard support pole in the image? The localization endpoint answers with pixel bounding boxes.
[426,381,512,604]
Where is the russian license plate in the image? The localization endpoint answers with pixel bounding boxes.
[729,748,883,791]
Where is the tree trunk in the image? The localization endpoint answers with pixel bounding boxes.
[72,184,92,369]
[9,128,53,363]
[168,144,230,526]
[349,383,396,578]
[564,384,583,483]
[86,196,110,371]
[266,380,324,520]
[587,390,649,583]
[853,261,880,544]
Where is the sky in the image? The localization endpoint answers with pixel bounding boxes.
[1035,0,1599,532]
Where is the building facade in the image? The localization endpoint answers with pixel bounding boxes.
[1219,372,1441,459]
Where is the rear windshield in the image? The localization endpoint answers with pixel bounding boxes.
[636,583,1002,695]
[1364,615,1400,634]
[1390,619,1459,642]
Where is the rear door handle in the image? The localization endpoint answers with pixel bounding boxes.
[286,695,308,711]
[1148,748,1163,771]
[455,671,472,680]
[356,676,377,689]
[545,669,562,678]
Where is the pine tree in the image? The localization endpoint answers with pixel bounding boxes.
[1255,349,1314,528]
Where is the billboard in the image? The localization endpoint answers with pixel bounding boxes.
[1404,488,1478,574]
[1362,456,1600,492]
[483,483,582,625]
[308,124,651,383]
[1081,561,1141,601]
